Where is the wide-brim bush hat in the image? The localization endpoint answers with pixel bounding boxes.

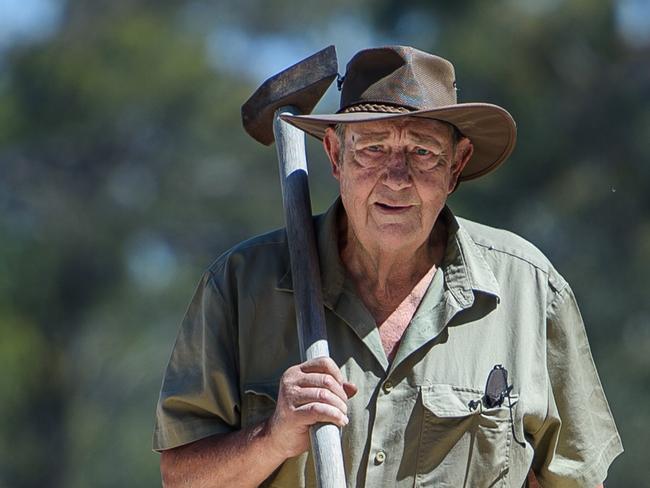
[281,45,517,181]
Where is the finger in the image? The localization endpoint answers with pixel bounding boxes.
[343,382,358,399]
[291,387,348,414]
[295,373,348,402]
[300,357,344,385]
[295,401,349,427]
[299,357,349,399]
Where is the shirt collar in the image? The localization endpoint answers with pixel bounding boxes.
[438,206,501,307]
[277,199,501,308]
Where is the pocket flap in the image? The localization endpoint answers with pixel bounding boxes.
[241,382,279,428]
[421,384,480,418]
[243,382,279,403]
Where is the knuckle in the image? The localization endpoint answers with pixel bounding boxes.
[313,388,323,402]
[316,388,329,403]
[322,375,335,390]
[309,402,327,417]
[280,370,293,385]
[304,357,322,369]
[322,357,337,372]
[295,404,315,421]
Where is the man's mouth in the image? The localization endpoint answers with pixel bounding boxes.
[375,202,413,213]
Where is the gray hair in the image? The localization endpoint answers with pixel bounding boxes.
[334,123,346,146]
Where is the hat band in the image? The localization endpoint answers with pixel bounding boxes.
[340,103,413,114]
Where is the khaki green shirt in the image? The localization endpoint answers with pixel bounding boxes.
[154,200,622,487]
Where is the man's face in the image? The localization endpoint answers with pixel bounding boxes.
[323,117,473,254]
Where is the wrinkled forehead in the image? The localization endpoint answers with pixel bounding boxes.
[343,116,454,142]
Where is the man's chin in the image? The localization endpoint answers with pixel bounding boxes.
[370,224,423,250]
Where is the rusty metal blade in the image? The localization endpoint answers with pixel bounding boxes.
[241,45,338,145]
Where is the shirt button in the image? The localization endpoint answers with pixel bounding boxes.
[383,381,393,393]
[375,450,386,464]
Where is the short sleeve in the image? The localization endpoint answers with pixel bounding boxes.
[152,270,240,451]
[531,284,623,487]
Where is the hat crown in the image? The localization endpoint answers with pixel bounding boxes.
[280,45,517,183]
[339,46,457,113]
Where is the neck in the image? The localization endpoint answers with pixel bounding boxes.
[339,217,447,304]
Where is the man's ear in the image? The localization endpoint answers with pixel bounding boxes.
[448,137,474,193]
[323,127,342,180]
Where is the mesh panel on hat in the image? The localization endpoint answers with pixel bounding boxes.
[339,46,457,112]
[409,49,457,106]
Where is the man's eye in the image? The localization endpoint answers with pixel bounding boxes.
[365,145,383,153]
[414,147,431,156]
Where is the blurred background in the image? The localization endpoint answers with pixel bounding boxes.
[0,0,648,486]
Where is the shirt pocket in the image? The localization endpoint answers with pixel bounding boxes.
[241,382,278,429]
[416,384,515,488]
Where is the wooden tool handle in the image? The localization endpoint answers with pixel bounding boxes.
[273,106,346,488]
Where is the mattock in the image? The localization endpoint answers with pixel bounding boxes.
[241,46,346,488]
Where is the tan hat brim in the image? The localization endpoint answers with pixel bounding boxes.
[281,102,516,181]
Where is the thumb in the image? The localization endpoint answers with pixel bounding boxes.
[343,382,358,399]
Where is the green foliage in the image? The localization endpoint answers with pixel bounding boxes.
[0,2,286,486]
[0,0,647,486]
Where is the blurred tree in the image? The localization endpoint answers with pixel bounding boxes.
[0,1,290,486]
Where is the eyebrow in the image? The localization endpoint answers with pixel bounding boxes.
[352,130,447,147]
[407,130,447,146]
[351,131,392,143]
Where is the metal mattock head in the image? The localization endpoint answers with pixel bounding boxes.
[241,45,338,146]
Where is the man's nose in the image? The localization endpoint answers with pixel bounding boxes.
[383,151,411,190]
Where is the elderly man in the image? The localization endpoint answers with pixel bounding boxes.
[154,46,622,487]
